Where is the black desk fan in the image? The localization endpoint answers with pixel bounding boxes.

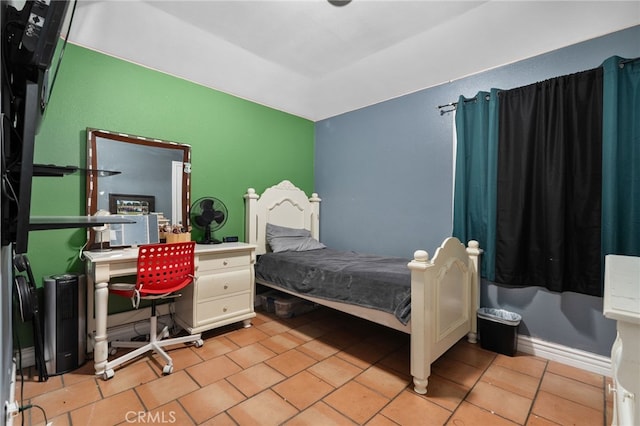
[13,254,48,381]
[190,197,228,244]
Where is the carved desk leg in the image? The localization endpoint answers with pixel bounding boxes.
[90,263,111,377]
[93,281,109,377]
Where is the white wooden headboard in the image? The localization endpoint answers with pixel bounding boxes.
[244,180,321,255]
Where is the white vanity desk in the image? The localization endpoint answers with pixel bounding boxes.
[603,255,640,426]
[84,242,256,378]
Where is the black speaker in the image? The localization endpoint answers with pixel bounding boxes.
[44,274,86,375]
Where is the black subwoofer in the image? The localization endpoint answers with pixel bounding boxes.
[44,274,86,375]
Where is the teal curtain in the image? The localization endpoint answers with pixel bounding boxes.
[602,56,640,258]
[452,89,499,280]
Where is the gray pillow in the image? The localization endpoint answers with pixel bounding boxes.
[266,223,326,253]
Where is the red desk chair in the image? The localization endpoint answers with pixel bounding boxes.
[103,241,202,379]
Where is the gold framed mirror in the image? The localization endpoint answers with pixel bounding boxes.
[86,128,191,248]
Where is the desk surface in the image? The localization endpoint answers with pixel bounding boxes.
[84,242,255,264]
[30,215,135,230]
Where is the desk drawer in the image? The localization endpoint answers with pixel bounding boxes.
[196,293,251,325]
[197,252,250,272]
[197,269,251,299]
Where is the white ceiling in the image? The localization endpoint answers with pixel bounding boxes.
[68,0,640,121]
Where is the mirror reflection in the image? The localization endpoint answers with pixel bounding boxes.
[86,128,191,246]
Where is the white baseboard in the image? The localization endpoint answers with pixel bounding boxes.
[517,334,612,377]
[14,314,175,370]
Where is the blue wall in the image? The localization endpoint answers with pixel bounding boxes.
[315,25,640,356]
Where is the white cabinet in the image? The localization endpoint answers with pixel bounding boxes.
[175,243,256,334]
[603,255,640,426]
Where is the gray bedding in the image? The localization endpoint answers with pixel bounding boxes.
[255,248,412,324]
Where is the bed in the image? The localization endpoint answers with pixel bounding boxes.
[244,180,482,394]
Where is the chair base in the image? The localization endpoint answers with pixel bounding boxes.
[103,316,202,380]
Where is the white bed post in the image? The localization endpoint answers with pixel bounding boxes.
[244,188,259,247]
[309,193,321,241]
[466,240,482,344]
[408,249,433,395]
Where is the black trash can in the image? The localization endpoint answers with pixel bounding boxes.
[477,308,522,356]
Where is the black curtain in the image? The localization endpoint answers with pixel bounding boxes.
[495,68,603,296]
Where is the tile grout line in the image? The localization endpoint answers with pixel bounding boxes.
[443,346,498,425]
[522,358,549,425]
[602,375,608,426]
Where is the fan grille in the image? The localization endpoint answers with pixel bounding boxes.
[190,197,228,244]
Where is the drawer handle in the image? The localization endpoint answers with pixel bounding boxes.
[223,306,228,312]
[223,261,228,266]
[224,284,228,290]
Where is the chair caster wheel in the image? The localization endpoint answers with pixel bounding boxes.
[162,365,173,375]
[194,339,204,348]
[109,347,117,356]
[103,369,114,380]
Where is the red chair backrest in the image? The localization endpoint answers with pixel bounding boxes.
[136,242,196,296]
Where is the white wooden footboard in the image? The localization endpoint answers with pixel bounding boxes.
[408,238,481,394]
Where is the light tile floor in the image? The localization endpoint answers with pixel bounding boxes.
[15,306,613,425]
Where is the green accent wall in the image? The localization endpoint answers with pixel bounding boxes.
[17,44,314,344]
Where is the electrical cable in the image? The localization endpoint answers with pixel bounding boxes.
[1,113,22,211]
[19,404,48,425]
[44,0,77,108]
[13,319,25,426]
[12,298,48,426]
[1,19,24,102]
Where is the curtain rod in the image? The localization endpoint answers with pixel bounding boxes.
[438,57,638,115]
[620,57,639,67]
[436,101,458,116]
[436,97,474,115]
[437,94,492,115]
